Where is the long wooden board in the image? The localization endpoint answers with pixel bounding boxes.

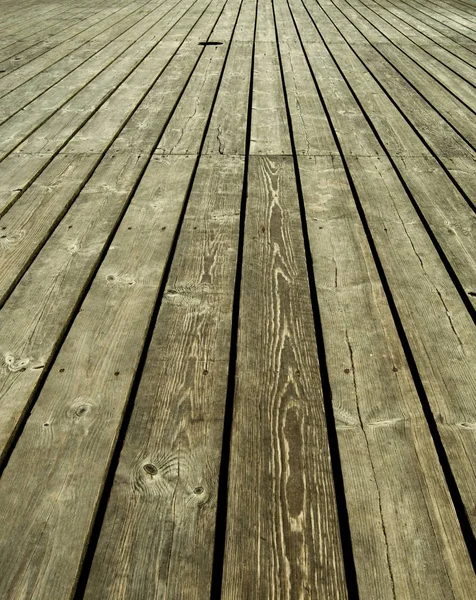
[0,0,225,459]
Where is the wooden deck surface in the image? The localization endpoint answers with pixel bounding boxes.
[0,0,475,597]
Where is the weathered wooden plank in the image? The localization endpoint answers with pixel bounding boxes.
[250,44,291,154]
[393,155,476,310]
[0,0,188,153]
[374,0,476,67]
[0,0,97,62]
[359,0,476,84]
[0,0,208,215]
[0,4,81,45]
[407,0,476,40]
[84,155,244,599]
[156,44,229,154]
[60,0,227,154]
[0,1,229,458]
[298,155,475,599]
[0,0,161,114]
[330,0,476,140]
[428,0,476,22]
[202,0,257,155]
[286,3,476,315]
[343,0,476,112]
[0,154,196,600]
[347,155,476,534]
[304,0,476,201]
[222,155,348,599]
[276,0,476,595]
[396,0,476,49]
[0,0,127,68]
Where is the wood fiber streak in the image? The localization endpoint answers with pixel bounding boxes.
[222,157,347,599]
[85,156,244,599]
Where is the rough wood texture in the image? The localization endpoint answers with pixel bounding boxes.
[84,155,244,599]
[222,155,348,599]
[0,0,475,597]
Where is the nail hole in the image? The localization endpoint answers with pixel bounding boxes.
[194,486,203,494]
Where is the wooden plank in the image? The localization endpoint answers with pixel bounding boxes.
[429,0,476,22]
[0,0,157,102]
[0,4,80,44]
[0,3,229,459]
[304,0,476,200]
[0,0,204,214]
[222,155,347,598]
[330,0,476,141]
[344,0,476,112]
[346,155,476,535]
[299,155,475,599]
[156,43,229,155]
[250,44,291,154]
[202,0,257,155]
[221,3,347,592]
[0,0,122,67]
[359,0,476,85]
[396,0,476,49]
[84,155,244,599]
[392,155,476,310]
[0,153,196,600]
[287,3,476,309]
[0,0,186,151]
[408,0,476,39]
[57,2,227,154]
[275,1,476,595]
[375,0,476,67]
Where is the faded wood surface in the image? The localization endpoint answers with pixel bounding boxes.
[0,0,475,597]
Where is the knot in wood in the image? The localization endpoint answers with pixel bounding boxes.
[143,463,158,476]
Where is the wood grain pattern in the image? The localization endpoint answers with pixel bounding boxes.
[0,155,196,599]
[222,156,348,599]
[299,155,475,599]
[84,155,244,599]
[0,0,475,596]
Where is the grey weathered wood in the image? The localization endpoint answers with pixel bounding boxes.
[0,0,126,65]
[347,155,476,534]
[375,0,476,66]
[222,155,348,599]
[0,0,163,117]
[1,0,476,596]
[299,155,476,599]
[305,0,476,199]
[0,0,209,213]
[155,44,228,155]
[360,0,476,84]
[277,0,476,595]
[0,0,190,156]
[343,0,476,112]
[84,155,244,599]
[396,0,476,49]
[330,0,476,138]
[0,0,228,459]
[0,154,196,600]
[0,0,108,64]
[407,0,476,40]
